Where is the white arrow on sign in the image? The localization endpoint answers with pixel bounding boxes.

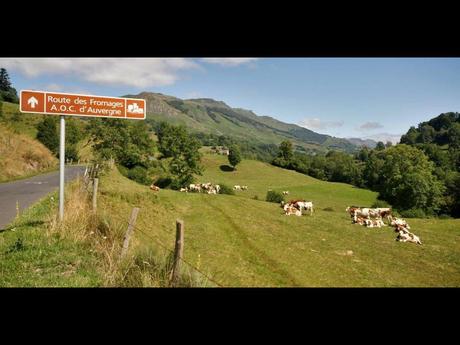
[28,96,39,108]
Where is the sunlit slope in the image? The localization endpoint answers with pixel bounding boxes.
[98,154,460,287]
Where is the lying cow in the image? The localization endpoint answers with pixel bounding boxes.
[282,191,289,195]
[388,216,411,230]
[233,185,241,191]
[150,184,160,191]
[180,187,188,192]
[364,218,385,228]
[394,225,422,245]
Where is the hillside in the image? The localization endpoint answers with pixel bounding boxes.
[346,137,378,148]
[124,92,357,154]
[0,121,57,182]
[96,153,459,287]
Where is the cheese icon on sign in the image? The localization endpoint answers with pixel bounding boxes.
[126,99,146,119]
[127,102,144,114]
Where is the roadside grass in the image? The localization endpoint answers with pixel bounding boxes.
[0,173,211,287]
[97,153,460,287]
[0,187,102,287]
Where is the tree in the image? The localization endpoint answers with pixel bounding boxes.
[156,122,203,188]
[36,117,59,155]
[88,118,155,168]
[272,140,294,168]
[447,122,460,150]
[278,140,293,161]
[419,124,436,143]
[0,68,19,103]
[228,145,242,170]
[0,68,11,91]
[377,145,445,213]
[385,141,393,148]
[375,141,386,151]
[400,126,419,145]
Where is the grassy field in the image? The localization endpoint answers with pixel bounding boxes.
[97,153,460,287]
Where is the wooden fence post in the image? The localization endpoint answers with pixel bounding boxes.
[92,178,99,212]
[120,207,140,258]
[169,219,184,286]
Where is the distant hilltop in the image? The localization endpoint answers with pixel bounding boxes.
[123,91,360,154]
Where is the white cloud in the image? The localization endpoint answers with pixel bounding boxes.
[362,132,402,144]
[298,118,344,130]
[0,58,198,88]
[359,121,384,130]
[201,58,258,66]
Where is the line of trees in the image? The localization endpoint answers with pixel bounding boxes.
[272,136,459,217]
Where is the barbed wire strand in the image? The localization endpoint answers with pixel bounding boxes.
[106,212,224,287]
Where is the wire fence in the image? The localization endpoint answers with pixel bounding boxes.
[107,212,224,287]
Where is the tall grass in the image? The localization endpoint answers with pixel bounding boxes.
[42,172,209,287]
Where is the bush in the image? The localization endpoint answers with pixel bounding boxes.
[127,165,151,185]
[154,176,172,189]
[399,208,426,218]
[64,145,79,162]
[218,184,235,195]
[266,190,284,203]
[438,214,453,220]
[371,199,391,208]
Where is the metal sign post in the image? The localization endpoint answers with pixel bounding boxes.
[59,115,65,221]
[19,90,146,222]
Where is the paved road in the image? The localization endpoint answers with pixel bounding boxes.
[0,166,86,230]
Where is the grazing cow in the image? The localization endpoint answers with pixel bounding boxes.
[346,206,392,223]
[284,200,314,216]
[150,184,160,191]
[233,185,242,191]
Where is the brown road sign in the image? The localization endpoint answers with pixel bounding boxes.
[20,90,146,120]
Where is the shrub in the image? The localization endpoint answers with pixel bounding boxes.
[371,199,391,208]
[154,176,172,189]
[438,214,453,220]
[218,184,235,195]
[399,208,426,218]
[127,165,151,185]
[266,190,284,204]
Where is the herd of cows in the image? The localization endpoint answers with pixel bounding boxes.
[149,182,423,245]
[345,206,422,244]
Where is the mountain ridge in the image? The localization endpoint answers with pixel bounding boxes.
[125,92,358,153]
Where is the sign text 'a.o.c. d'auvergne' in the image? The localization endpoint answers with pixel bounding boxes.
[20,90,146,120]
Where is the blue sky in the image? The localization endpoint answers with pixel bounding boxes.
[2,58,460,143]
